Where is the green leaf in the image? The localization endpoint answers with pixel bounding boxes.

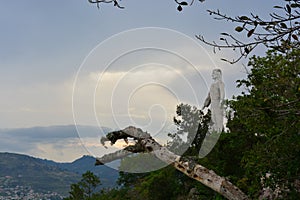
[245,47,250,54]
[179,1,188,6]
[221,32,229,36]
[286,4,291,14]
[239,16,250,20]
[247,29,255,37]
[290,3,300,8]
[280,22,287,28]
[235,26,244,32]
[177,5,183,11]
[292,34,298,41]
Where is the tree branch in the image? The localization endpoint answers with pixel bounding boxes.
[87,0,300,63]
[198,3,300,64]
[88,0,124,9]
[95,126,249,200]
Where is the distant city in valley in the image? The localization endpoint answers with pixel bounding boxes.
[0,152,119,200]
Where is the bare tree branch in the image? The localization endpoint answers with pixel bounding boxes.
[87,0,205,11]
[87,0,300,64]
[95,126,249,200]
[197,1,300,63]
[88,0,124,9]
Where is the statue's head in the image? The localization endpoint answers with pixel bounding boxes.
[212,69,222,80]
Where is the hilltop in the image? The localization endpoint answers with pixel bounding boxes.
[0,152,119,199]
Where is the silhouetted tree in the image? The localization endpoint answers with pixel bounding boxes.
[65,171,101,200]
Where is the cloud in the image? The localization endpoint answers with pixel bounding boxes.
[0,79,74,128]
[0,125,109,140]
[0,125,112,162]
[73,61,209,129]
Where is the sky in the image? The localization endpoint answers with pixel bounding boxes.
[0,0,281,162]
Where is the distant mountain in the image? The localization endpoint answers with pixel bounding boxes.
[0,124,113,165]
[41,155,119,188]
[0,152,119,198]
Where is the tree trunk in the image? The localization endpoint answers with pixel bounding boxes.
[95,126,249,200]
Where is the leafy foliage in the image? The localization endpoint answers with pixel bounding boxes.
[168,103,210,156]
[227,49,300,198]
[114,165,221,200]
[64,171,101,200]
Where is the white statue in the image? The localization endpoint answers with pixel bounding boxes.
[198,69,225,158]
[203,69,225,133]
